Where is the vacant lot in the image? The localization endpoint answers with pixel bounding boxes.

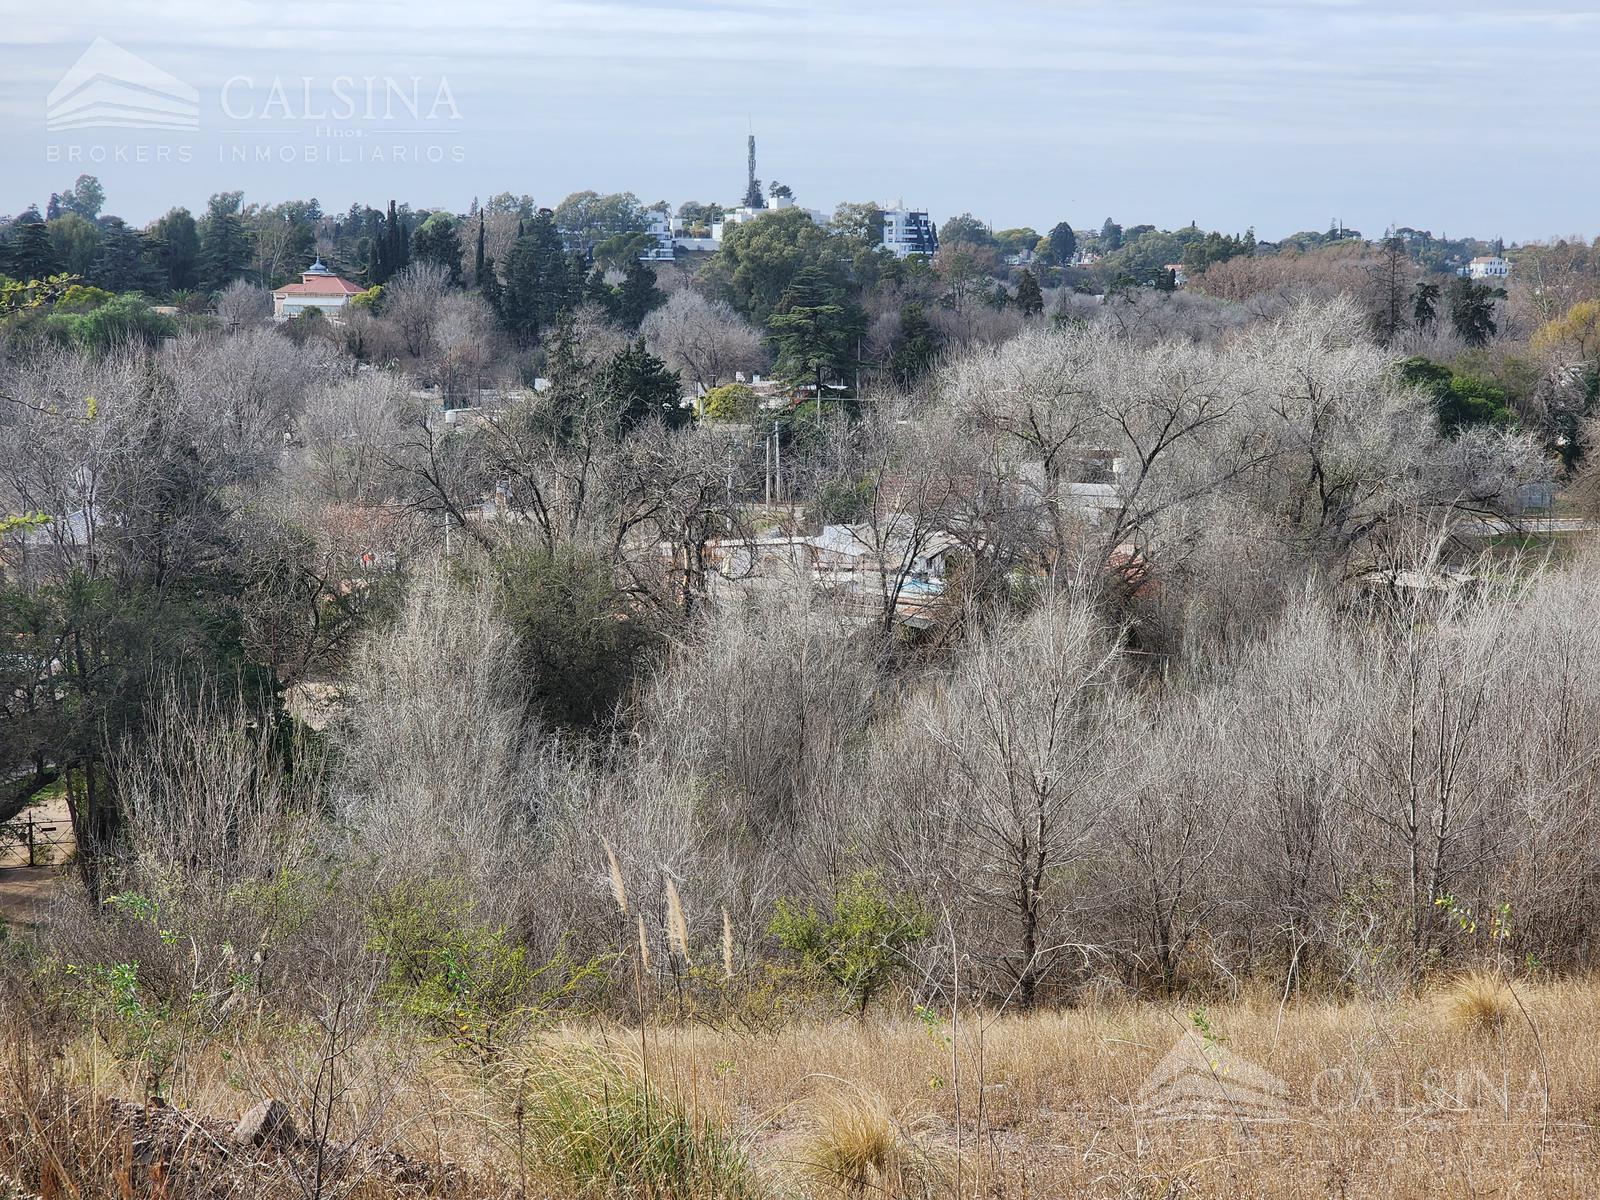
[8,979,1598,1199]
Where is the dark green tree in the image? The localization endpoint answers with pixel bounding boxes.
[1099,218,1124,250]
[768,269,865,419]
[3,219,61,282]
[599,338,688,432]
[144,207,200,292]
[1015,268,1045,316]
[411,212,463,284]
[1448,278,1498,348]
[1398,356,1514,434]
[488,545,658,732]
[889,301,943,385]
[197,192,252,292]
[1046,221,1077,266]
[499,209,575,342]
[1413,281,1441,331]
[87,219,157,294]
[615,259,665,329]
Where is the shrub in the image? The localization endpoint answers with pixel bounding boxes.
[365,878,531,1041]
[702,383,757,422]
[490,544,660,732]
[770,873,932,1017]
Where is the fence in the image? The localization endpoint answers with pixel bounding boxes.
[0,814,74,869]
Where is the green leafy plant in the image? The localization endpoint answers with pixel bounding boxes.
[365,878,533,1045]
[769,873,932,1017]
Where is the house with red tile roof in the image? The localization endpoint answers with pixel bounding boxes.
[271,258,364,322]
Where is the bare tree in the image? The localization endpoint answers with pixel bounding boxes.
[216,279,272,332]
[924,587,1122,1007]
[641,290,766,394]
[383,261,452,360]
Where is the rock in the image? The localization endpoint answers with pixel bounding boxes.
[233,1099,296,1149]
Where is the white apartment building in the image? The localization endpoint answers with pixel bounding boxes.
[880,207,938,258]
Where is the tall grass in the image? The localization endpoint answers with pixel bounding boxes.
[497,1040,761,1199]
[795,1081,947,1199]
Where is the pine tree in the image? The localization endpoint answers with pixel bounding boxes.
[474,212,486,285]
[890,302,942,385]
[2,220,62,282]
[583,266,618,318]
[601,339,688,432]
[197,193,252,292]
[616,259,665,329]
[500,209,576,342]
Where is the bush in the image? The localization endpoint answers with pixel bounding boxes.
[702,383,757,422]
[365,878,532,1041]
[490,544,659,732]
[770,873,932,1017]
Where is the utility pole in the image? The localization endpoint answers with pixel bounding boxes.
[773,422,782,502]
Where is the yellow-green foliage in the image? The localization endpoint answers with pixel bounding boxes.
[702,383,758,421]
[364,878,531,1039]
[770,873,932,1017]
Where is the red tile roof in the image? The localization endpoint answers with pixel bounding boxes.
[276,275,363,296]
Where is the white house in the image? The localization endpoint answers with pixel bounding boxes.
[879,207,938,258]
[711,193,825,241]
[1467,255,1510,281]
[272,258,364,321]
[641,211,677,262]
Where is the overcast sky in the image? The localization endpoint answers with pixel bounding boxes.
[3,1,1596,240]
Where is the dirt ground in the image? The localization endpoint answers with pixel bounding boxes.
[0,788,71,926]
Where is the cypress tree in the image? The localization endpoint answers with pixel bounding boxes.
[1015,269,1044,316]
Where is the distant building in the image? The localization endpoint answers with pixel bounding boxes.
[880,208,938,258]
[272,258,363,321]
[712,192,825,241]
[1467,255,1510,281]
[641,211,676,262]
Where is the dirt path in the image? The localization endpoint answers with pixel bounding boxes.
[0,866,63,927]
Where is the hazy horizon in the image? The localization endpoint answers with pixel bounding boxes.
[4,1,1599,241]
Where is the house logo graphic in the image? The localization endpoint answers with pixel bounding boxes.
[1134,1031,1295,1124]
[47,38,199,132]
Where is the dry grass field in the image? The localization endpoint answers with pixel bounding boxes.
[8,975,1600,1199]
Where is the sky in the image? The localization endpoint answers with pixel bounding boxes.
[3,0,1598,241]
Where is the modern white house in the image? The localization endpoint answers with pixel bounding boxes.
[1467,255,1510,281]
[641,211,677,262]
[880,207,939,258]
[272,258,364,321]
